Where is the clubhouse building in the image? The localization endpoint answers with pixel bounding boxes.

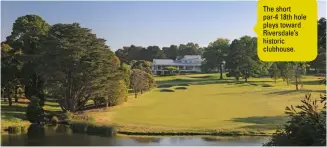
[151,55,203,75]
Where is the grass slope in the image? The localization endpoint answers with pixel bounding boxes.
[86,74,326,135]
[1,73,325,136]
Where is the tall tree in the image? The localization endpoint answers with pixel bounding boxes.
[310,17,326,73]
[146,46,166,61]
[293,62,308,90]
[130,68,155,98]
[277,62,296,85]
[270,63,281,83]
[5,14,50,107]
[115,49,129,65]
[130,69,146,98]
[202,38,229,79]
[226,36,260,82]
[115,45,145,63]
[39,23,121,112]
[163,45,179,60]
[1,43,22,106]
[178,42,201,57]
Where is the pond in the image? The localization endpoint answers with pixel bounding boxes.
[2,125,271,146]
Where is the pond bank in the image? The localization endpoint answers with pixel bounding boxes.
[3,120,273,137]
[1,124,271,146]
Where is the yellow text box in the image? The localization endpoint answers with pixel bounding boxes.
[254,0,317,61]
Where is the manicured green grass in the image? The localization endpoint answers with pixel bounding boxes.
[87,73,326,135]
[2,73,325,136]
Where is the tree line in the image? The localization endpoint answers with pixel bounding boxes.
[1,15,155,123]
[114,18,326,91]
[201,17,325,90]
[115,43,203,64]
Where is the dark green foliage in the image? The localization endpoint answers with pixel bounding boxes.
[5,15,50,107]
[264,94,326,146]
[115,45,165,64]
[309,18,326,73]
[178,42,203,56]
[1,43,22,107]
[226,36,271,82]
[93,97,106,107]
[26,97,44,123]
[226,71,242,80]
[115,43,202,64]
[162,45,178,60]
[39,23,121,112]
[202,38,229,79]
[175,87,187,90]
[160,89,175,92]
[269,63,281,83]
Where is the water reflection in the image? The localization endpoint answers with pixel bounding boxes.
[130,137,161,143]
[2,125,270,146]
[27,124,46,146]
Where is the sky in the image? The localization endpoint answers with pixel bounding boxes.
[1,1,326,51]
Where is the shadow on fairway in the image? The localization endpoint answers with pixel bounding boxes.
[266,89,326,95]
[229,116,289,131]
[231,116,289,124]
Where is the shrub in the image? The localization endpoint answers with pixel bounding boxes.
[262,84,273,87]
[26,96,44,123]
[162,66,179,76]
[50,116,59,124]
[264,94,326,146]
[106,80,128,107]
[160,89,175,92]
[175,87,187,90]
